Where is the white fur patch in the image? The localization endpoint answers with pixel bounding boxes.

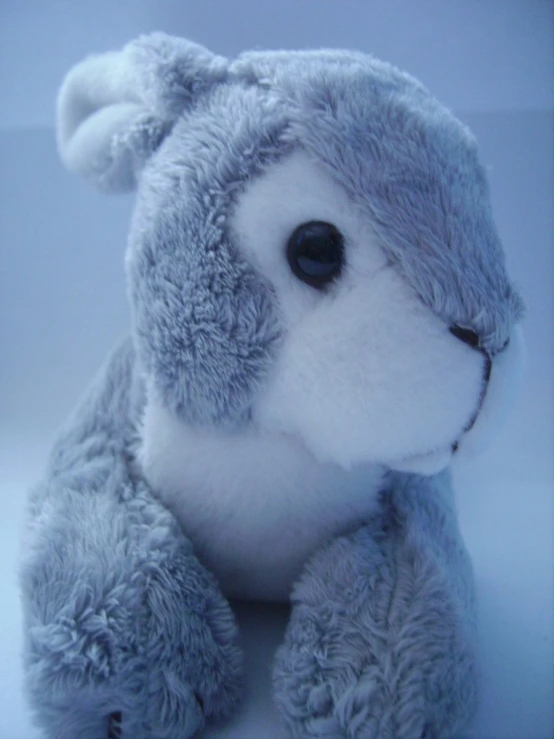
[457,326,526,459]
[57,51,143,188]
[231,152,487,470]
[137,152,524,603]
[230,150,390,331]
[138,398,384,602]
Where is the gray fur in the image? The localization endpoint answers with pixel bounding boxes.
[21,32,524,739]
[126,84,289,425]
[21,340,243,738]
[237,49,524,350]
[125,42,521,425]
[273,472,477,738]
[57,34,229,192]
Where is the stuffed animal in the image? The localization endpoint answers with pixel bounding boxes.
[20,33,525,739]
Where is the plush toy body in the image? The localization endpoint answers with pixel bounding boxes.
[21,34,524,739]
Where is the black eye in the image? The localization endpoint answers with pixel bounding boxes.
[286,221,344,289]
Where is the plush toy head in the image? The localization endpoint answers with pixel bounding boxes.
[57,33,524,475]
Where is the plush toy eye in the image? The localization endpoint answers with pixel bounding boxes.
[286,221,344,289]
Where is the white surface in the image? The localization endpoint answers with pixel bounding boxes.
[1,3,553,739]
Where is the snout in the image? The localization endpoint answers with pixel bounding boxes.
[253,264,524,475]
[453,325,525,461]
[395,327,523,475]
[253,271,494,472]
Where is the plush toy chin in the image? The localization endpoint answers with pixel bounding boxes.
[389,446,454,475]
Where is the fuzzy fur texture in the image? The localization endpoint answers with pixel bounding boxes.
[21,32,525,739]
[21,341,243,738]
[273,472,478,739]
[139,395,385,601]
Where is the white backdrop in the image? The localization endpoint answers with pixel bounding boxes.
[1,2,552,738]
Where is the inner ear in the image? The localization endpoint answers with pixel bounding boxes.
[56,33,228,193]
[57,50,167,193]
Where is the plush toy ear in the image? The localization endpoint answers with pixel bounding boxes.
[57,33,228,192]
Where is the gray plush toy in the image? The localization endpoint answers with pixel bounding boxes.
[20,33,525,739]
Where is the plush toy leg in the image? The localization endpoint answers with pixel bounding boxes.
[273,471,477,739]
[19,341,243,739]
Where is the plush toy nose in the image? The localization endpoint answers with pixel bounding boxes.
[449,324,511,357]
[451,325,524,461]
[449,324,481,349]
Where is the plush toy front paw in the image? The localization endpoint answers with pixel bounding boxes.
[273,522,477,739]
[22,482,244,739]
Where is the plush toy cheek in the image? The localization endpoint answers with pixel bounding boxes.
[455,325,525,460]
[252,269,486,469]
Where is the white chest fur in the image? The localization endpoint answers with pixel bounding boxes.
[138,400,385,601]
